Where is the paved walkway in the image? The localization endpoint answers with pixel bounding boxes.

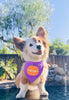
[0,80,16,89]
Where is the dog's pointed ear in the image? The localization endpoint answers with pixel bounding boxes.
[13,37,25,52]
[36,27,47,40]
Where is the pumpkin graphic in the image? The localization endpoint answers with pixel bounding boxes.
[27,65,39,76]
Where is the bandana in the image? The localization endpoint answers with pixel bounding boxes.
[24,61,44,83]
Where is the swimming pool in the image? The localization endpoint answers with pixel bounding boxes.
[0,86,69,100]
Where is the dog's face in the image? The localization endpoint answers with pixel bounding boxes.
[13,27,49,61]
[23,37,44,60]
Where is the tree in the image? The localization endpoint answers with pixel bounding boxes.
[0,0,53,53]
[0,0,53,39]
[0,46,11,54]
[49,39,69,55]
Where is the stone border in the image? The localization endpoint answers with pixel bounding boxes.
[0,80,16,89]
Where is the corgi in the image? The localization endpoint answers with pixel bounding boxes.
[13,27,49,98]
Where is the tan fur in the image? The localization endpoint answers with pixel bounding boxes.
[16,62,48,87]
[14,26,49,93]
[36,26,47,40]
[13,37,25,52]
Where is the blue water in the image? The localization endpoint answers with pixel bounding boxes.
[0,86,69,100]
[46,86,69,100]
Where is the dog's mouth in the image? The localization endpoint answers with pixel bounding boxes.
[32,50,42,55]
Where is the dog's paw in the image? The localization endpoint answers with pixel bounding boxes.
[16,94,21,99]
[40,90,49,96]
[16,93,25,99]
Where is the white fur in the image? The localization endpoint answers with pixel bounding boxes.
[16,82,28,98]
[38,84,48,96]
[15,36,48,98]
[28,85,38,90]
[23,38,44,62]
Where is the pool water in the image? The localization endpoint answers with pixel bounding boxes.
[0,86,69,100]
[46,86,69,100]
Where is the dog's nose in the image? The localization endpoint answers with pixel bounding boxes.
[37,45,41,50]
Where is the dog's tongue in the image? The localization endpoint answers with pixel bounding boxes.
[38,50,42,54]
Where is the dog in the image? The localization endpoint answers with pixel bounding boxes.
[13,27,49,98]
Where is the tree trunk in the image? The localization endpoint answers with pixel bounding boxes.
[30,24,33,33]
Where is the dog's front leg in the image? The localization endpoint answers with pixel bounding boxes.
[38,83,48,96]
[16,82,28,99]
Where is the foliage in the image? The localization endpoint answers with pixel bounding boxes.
[0,45,11,54]
[0,0,53,53]
[49,39,69,55]
[6,45,23,59]
[0,45,23,59]
[0,59,17,80]
[0,0,53,39]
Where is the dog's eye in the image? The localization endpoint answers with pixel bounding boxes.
[38,40,40,42]
[29,44,33,47]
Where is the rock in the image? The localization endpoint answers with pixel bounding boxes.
[68,71,69,76]
[47,68,55,81]
[52,64,58,68]
[63,76,69,81]
[48,64,51,68]
[54,65,65,75]
[63,76,69,85]
[55,75,63,82]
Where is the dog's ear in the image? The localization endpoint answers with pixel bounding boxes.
[36,27,47,40]
[13,37,25,52]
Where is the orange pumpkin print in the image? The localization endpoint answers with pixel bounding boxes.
[27,66,39,76]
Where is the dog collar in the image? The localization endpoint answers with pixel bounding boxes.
[24,61,44,83]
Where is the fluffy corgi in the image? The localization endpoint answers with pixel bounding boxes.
[13,27,49,98]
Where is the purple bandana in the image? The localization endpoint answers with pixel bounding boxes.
[24,61,44,83]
